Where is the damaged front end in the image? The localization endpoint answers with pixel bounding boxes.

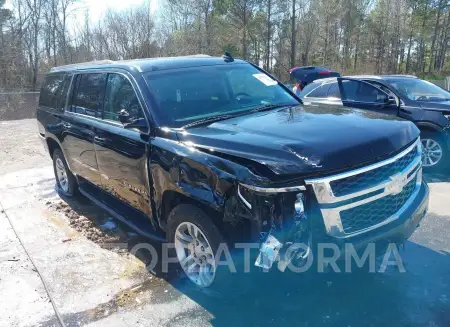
[233,183,313,271]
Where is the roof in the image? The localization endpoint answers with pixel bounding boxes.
[49,55,247,73]
[349,74,418,80]
[310,74,419,85]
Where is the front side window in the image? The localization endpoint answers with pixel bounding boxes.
[71,73,106,117]
[104,74,144,122]
[340,80,388,103]
[386,78,450,101]
[145,64,299,128]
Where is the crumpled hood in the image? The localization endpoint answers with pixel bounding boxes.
[177,105,419,177]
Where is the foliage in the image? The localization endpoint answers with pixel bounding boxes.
[0,0,450,89]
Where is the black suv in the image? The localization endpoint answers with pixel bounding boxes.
[37,56,429,287]
[299,75,450,170]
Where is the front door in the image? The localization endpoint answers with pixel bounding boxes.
[338,78,399,115]
[93,72,152,219]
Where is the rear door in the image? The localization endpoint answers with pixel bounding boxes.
[64,73,107,189]
[93,72,152,219]
[338,78,398,115]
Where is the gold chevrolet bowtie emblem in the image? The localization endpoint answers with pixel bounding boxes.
[386,174,408,195]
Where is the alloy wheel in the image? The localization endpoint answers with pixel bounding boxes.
[55,157,69,192]
[421,138,443,167]
[174,222,216,287]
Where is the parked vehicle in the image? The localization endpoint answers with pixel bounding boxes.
[298,75,450,170]
[288,66,341,84]
[37,56,429,287]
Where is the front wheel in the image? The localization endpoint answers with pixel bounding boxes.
[420,132,447,171]
[167,204,224,288]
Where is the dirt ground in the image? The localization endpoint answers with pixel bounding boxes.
[0,119,49,175]
[0,118,450,327]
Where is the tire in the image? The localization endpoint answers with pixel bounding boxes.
[420,132,448,171]
[52,148,78,197]
[167,204,227,288]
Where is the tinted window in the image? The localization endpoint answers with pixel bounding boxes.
[71,73,106,117]
[39,74,66,109]
[145,64,298,128]
[104,74,144,122]
[341,80,388,103]
[327,83,341,98]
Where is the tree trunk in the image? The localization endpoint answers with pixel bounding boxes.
[290,0,296,68]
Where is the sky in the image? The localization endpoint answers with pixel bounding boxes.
[4,0,159,21]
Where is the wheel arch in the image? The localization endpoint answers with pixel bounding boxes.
[416,121,443,133]
[46,137,61,158]
[160,190,225,233]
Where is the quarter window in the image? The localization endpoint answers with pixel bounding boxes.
[327,83,341,98]
[306,84,330,98]
[71,73,106,117]
[39,73,66,109]
[103,74,144,122]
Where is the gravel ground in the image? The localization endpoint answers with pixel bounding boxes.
[0,118,449,327]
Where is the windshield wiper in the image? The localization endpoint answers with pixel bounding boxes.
[250,103,296,113]
[181,103,297,129]
[182,114,238,129]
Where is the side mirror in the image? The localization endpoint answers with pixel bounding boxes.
[118,109,131,124]
[385,95,396,105]
[124,118,148,132]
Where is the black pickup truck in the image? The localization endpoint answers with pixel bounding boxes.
[37,55,429,287]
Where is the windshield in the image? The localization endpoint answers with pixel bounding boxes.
[387,78,450,101]
[145,64,299,128]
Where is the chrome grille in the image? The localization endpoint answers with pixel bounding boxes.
[340,176,417,234]
[330,146,418,197]
[305,139,422,238]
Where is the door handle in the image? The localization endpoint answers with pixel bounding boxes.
[94,136,107,142]
[62,122,72,129]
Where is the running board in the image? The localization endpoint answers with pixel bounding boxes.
[79,188,167,242]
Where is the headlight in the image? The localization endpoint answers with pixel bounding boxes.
[294,193,305,216]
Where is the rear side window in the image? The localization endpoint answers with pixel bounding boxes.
[70,73,106,117]
[39,74,66,109]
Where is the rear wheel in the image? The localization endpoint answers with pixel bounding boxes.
[52,148,78,196]
[420,132,447,171]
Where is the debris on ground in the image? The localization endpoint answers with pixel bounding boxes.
[45,199,136,256]
[100,218,117,231]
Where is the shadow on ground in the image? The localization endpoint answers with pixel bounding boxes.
[51,171,450,327]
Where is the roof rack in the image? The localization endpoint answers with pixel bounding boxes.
[50,60,115,72]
